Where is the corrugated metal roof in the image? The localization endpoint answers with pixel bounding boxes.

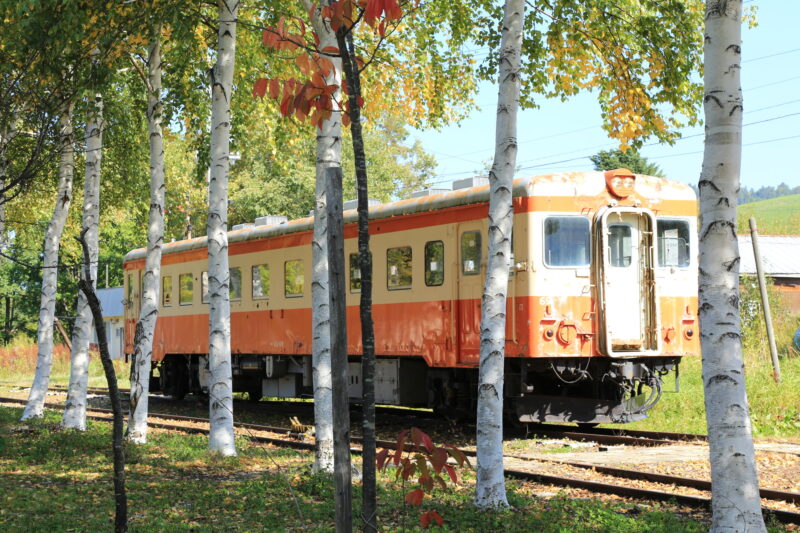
[738,235,800,277]
[97,287,124,318]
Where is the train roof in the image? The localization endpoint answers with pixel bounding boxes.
[124,171,695,263]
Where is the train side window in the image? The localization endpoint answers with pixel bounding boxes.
[387,246,412,290]
[285,260,304,297]
[461,231,481,275]
[252,264,270,299]
[162,276,173,307]
[544,217,590,267]
[179,273,193,305]
[349,253,361,293]
[608,224,633,267]
[201,272,209,304]
[127,273,134,301]
[230,267,242,301]
[425,241,444,286]
[657,219,690,268]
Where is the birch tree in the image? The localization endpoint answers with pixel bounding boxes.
[127,28,166,444]
[301,0,342,474]
[206,0,238,457]
[21,102,75,421]
[474,0,523,509]
[699,1,766,530]
[63,91,103,430]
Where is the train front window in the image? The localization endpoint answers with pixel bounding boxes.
[608,224,633,267]
[544,217,590,267]
[387,246,412,290]
[349,254,361,293]
[425,241,444,286]
[179,274,193,305]
[461,231,481,275]
[657,219,690,268]
[162,276,172,306]
[285,260,304,297]
[229,267,242,301]
[252,264,270,299]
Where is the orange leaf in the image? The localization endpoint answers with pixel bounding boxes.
[252,78,267,99]
[269,78,280,100]
[443,464,457,484]
[430,448,447,474]
[405,488,424,507]
[421,510,443,528]
[321,45,340,55]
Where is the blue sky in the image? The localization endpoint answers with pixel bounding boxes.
[413,1,799,190]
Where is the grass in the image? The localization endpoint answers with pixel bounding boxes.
[0,405,732,532]
[738,194,800,235]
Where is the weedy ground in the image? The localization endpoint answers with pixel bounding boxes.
[0,405,735,533]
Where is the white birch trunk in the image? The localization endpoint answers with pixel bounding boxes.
[62,93,103,430]
[206,0,238,457]
[700,1,766,531]
[127,31,166,444]
[302,0,343,474]
[21,102,75,420]
[475,0,523,509]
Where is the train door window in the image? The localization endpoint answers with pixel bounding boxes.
[162,276,172,306]
[425,241,444,286]
[252,264,270,299]
[387,246,412,290]
[544,217,590,267]
[461,231,481,275]
[349,253,361,293]
[229,267,242,301]
[179,273,193,305]
[608,224,633,267]
[656,219,690,268]
[285,260,305,297]
[201,272,209,304]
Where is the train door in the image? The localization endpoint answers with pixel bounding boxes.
[123,270,141,354]
[595,207,659,356]
[456,222,484,365]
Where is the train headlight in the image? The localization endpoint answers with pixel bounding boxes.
[604,168,636,199]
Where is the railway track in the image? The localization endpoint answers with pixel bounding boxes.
[1,395,798,525]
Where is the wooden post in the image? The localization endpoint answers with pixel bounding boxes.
[749,217,781,383]
[326,166,352,532]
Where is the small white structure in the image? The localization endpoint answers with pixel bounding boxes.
[92,287,125,360]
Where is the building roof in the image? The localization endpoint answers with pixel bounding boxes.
[738,235,800,277]
[96,287,124,318]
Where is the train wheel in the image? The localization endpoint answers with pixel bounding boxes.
[247,384,262,402]
[576,422,599,430]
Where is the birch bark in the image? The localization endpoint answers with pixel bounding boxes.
[63,93,103,430]
[127,30,166,444]
[474,0,523,509]
[206,0,238,457]
[700,1,766,531]
[301,0,342,474]
[21,102,75,421]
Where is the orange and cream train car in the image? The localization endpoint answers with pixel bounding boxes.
[123,169,699,424]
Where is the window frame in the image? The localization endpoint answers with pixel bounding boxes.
[386,245,413,291]
[284,259,305,298]
[424,240,445,287]
[542,215,591,269]
[251,264,270,300]
[656,217,692,269]
[162,275,173,307]
[460,231,482,276]
[178,273,194,306]
[349,253,361,293]
[229,267,242,301]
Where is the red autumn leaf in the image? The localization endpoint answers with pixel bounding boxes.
[405,488,424,507]
[252,78,268,99]
[280,94,293,117]
[378,20,386,38]
[376,448,390,470]
[364,0,383,27]
[430,448,447,474]
[411,427,434,453]
[295,54,311,75]
[313,31,320,47]
[268,78,280,100]
[443,464,457,484]
[419,472,434,492]
[393,429,408,466]
[385,0,402,21]
[421,510,443,528]
[311,71,325,88]
[321,45,340,55]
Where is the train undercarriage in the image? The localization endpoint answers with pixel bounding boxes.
[151,353,679,425]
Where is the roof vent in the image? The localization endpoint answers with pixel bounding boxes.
[410,188,450,198]
[343,198,380,211]
[452,175,489,190]
[232,223,255,231]
[255,215,288,226]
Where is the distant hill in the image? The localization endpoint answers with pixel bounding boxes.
[737,194,800,235]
